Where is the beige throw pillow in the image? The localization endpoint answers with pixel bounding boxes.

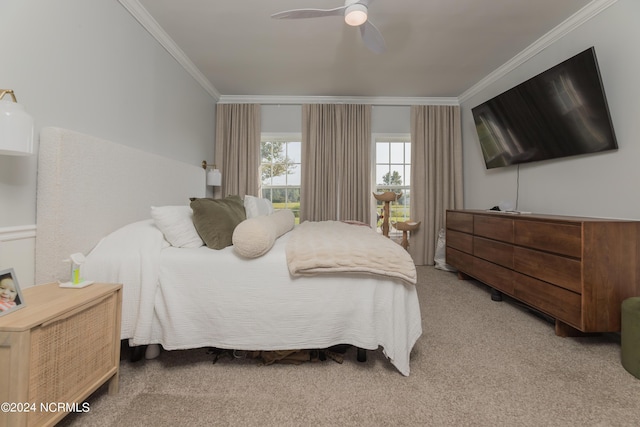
[232,209,295,258]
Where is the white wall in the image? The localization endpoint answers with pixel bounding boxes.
[460,0,640,220]
[262,104,411,135]
[262,105,302,133]
[0,0,216,286]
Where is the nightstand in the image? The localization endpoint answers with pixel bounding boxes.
[0,282,122,427]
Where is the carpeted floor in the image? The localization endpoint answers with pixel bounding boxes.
[59,266,640,426]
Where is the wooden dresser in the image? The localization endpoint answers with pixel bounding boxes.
[445,210,640,336]
[0,282,122,427]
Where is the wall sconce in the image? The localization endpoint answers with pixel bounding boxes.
[202,160,222,186]
[0,89,34,155]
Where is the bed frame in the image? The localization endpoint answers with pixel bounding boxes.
[35,127,206,285]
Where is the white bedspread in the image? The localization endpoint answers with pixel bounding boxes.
[81,219,166,341]
[82,221,423,375]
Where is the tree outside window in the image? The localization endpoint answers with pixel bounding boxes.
[261,137,301,223]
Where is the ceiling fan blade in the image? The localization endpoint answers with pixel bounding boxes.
[360,20,385,54]
[271,7,346,20]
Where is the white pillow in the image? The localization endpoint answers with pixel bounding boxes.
[243,195,274,218]
[232,209,295,258]
[150,205,203,248]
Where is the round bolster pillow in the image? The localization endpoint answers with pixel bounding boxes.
[232,209,295,258]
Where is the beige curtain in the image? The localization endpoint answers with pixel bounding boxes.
[301,104,371,223]
[214,104,261,197]
[339,104,371,223]
[409,105,463,265]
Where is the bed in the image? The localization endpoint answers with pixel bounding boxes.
[35,127,422,376]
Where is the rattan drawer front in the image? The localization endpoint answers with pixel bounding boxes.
[28,294,117,426]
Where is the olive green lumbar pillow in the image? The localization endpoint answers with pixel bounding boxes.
[190,195,246,249]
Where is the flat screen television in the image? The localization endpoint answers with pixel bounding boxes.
[471,47,618,169]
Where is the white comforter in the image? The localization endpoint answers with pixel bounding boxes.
[82,220,422,375]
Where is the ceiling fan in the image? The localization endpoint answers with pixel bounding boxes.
[271,0,386,54]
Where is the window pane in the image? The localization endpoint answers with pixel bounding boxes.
[261,164,272,186]
[287,164,301,186]
[390,142,404,163]
[272,171,286,186]
[271,188,286,204]
[405,143,411,163]
[397,189,409,211]
[286,187,300,203]
[404,165,411,186]
[287,141,301,163]
[389,166,404,186]
[376,142,389,163]
[261,141,273,163]
[376,165,390,186]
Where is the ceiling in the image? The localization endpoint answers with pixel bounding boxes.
[128,0,594,101]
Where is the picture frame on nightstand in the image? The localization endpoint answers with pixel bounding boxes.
[0,268,25,316]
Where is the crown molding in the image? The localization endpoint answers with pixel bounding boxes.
[458,0,618,104]
[118,0,221,101]
[217,95,459,106]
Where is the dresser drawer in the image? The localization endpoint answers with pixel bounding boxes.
[471,256,515,295]
[447,211,473,233]
[446,247,474,270]
[513,273,582,328]
[474,215,514,243]
[447,230,473,254]
[514,247,582,293]
[474,236,513,269]
[514,220,582,258]
[446,248,514,295]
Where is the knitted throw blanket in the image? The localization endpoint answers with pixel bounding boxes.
[285,221,417,285]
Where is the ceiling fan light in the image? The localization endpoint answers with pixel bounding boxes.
[344,4,367,26]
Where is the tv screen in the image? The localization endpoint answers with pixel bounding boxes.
[471,47,618,169]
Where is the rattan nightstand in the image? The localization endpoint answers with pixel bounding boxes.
[0,282,122,427]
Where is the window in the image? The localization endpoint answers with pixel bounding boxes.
[260,135,301,222]
[374,136,411,235]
